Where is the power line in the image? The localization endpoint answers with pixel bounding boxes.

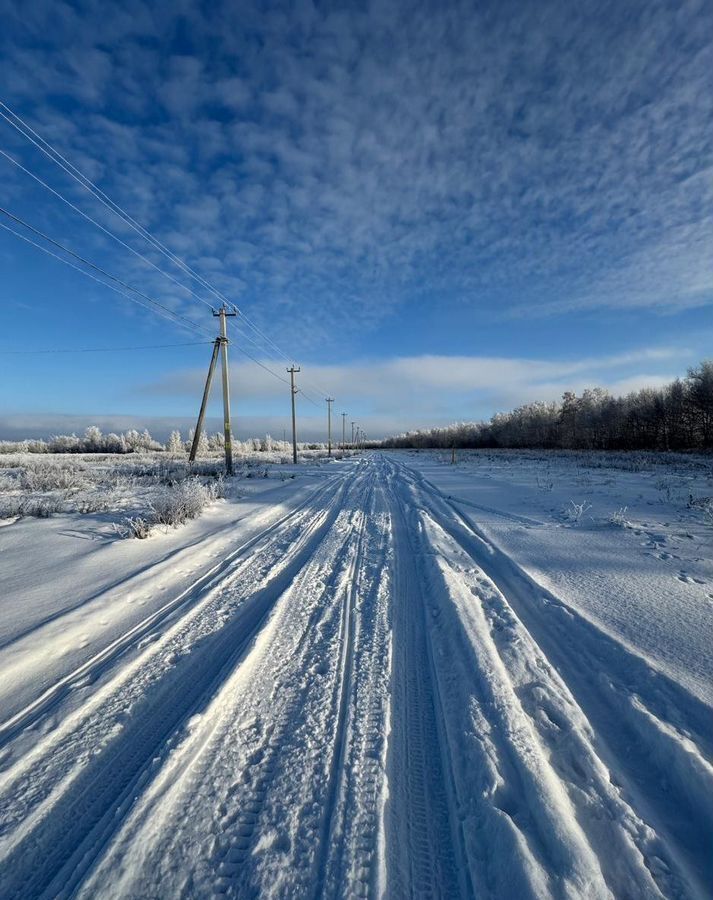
[0,101,318,377]
[0,146,219,311]
[0,220,210,337]
[0,206,212,337]
[233,345,291,386]
[0,341,212,354]
[0,100,344,407]
[0,218,295,387]
[0,102,214,312]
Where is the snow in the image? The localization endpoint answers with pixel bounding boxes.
[0,450,710,898]
[402,449,713,705]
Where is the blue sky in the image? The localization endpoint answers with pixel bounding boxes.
[0,0,711,440]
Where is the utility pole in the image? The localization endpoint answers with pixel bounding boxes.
[351,421,356,450]
[326,397,334,457]
[189,337,220,465]
[287,366,300,464]
[190,304,237,475]
[342,412,347,451]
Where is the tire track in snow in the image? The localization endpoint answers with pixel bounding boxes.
[389,455,713,899]
[3,453,708,898]
[0,468,349,751]
[313,456,393,898]
[383,458,472,899]
[76,456,393,899]
[0,467,355,899]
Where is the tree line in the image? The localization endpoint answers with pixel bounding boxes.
[381,360,713,452]
[0,427,330,456]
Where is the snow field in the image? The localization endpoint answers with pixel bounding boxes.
[0,451,710,897]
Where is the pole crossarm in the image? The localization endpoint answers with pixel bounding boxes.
[187,303,238,475]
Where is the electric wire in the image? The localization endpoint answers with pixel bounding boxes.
[0,101,320,377]
[0,219,211,337]
[0,219,293,388]
[0,147,221,311]
[0,102,214,312]
[0,341,212,354]
[0,206,213,337]
[0,100,342,408]
[233,347,291,386]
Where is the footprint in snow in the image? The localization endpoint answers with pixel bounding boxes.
[677,571,707,585]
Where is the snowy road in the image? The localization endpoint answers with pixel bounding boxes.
[0,454,711,898]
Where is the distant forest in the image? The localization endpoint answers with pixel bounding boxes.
[382,360,713,452]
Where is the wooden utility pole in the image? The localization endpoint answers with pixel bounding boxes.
[351,421,356,450]
[190,304,237,475]
[216,305,237,475]
[288,366,300,464]
[326,397,334,457]
[342,412,347,450]
[189,338,220,464]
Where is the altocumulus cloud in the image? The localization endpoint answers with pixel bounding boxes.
[0,0,711,359]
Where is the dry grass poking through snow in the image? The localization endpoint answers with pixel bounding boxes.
[0,448,347,535]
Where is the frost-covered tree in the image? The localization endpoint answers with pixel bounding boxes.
[167,430,184,456]
[381,359,713,452]
[687,361,713,448]
[84,425,103,449]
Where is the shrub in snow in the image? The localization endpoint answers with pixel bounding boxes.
[0,496,24,518]
[564,500,592,524]
[113,516,152,539]
[76,493,115,514]
[609,507,632,528]
[149,478,220,529]
[47,433,82,454]
[688,495,713,525]
[20,462,87,491]
[0,473,19,492]
[0,439,49,454]
[0,495,65,518]
[30,496,66,517]
[655,477,674,503]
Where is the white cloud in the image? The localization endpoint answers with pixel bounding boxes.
[0,0,710,359]
[133,345,693,435]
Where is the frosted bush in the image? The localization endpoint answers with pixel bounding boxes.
[564,500,592,524]
[0,497,24,518]
[20,462,87,491]
[688,495,713,525]
[0,473,19,492]
[113,516,152,539]
[0,495,65,518]
[609,507,632,528]
[149,479,218,528]
[30,496,66,517]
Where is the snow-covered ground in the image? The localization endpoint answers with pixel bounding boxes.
[0,450,710,898]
